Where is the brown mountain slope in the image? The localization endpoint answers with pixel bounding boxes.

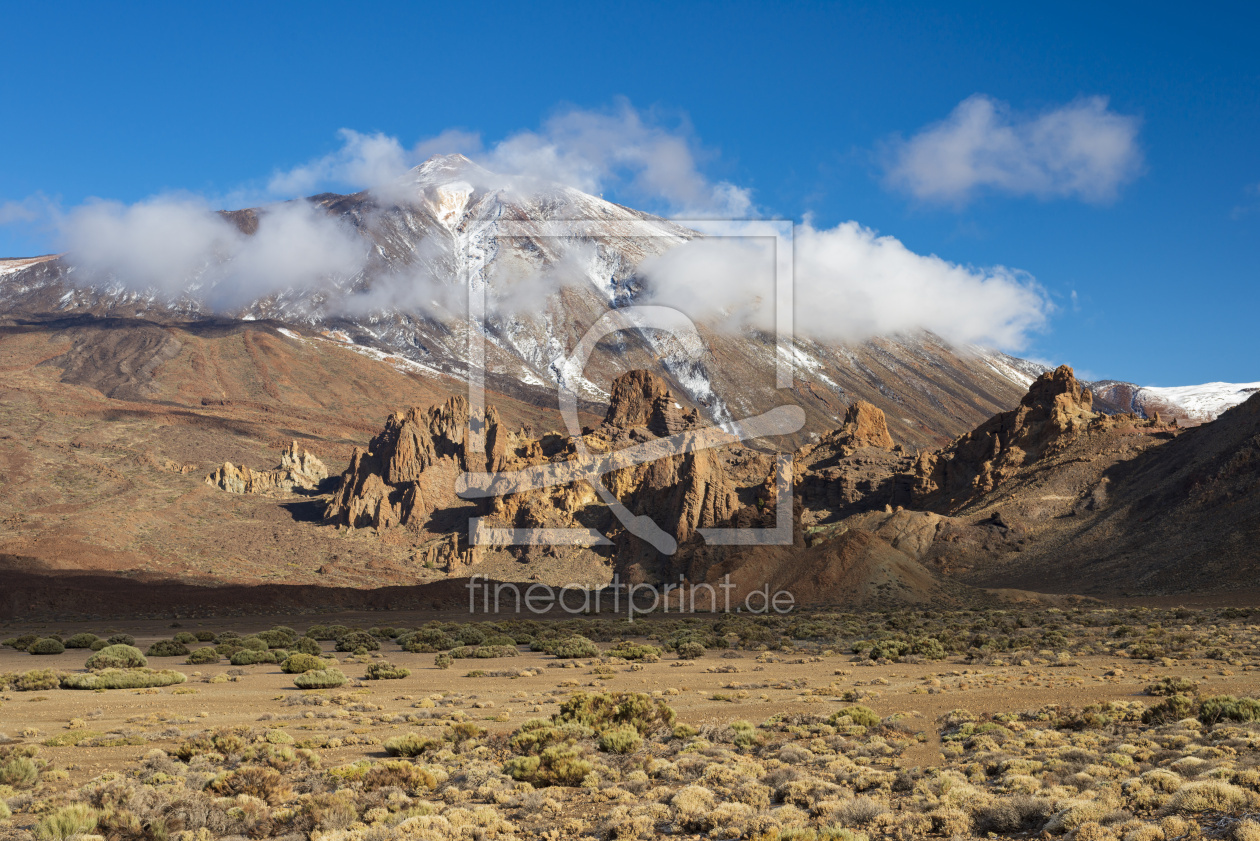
[0,314,596,590]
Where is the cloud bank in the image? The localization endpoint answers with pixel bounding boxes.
[266,100,751,217]
[3,100,1057,349]
[638,222,1048,348]
[885,94,1142,204]
[62,197,366,309]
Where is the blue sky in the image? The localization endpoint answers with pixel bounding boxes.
[1,1,1257,385]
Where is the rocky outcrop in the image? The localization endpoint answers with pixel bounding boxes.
[205,441,328,495]
[911,366,1131,512]
[325,396,488,530]
[795,401,914,523]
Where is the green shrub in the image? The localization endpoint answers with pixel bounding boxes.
[257,627,298,649]
[239,636,269,651]
[306,624,351,640]
[5,634,39,651]
[29,638,65,655]
[61,668,187,690]
[384,733,442,757]
[195,630,217,642]
[335,631,380,652]
[0,755,38,788]
[105,633,136,647]
[1143,694,1197,724]
[63,633,100,649]
[545,635,600,659]
[33,803,99,840]
[362,759,436,792]
[435,653,452,670]
[451,644,518,659]
[830,705,881,727]
[173,632,199,645]
[89,639,108,651]
[12,669,60,691]
[291,636,322,656]
[364,662,410,680]
[215,642,244,658]
[1199,695,1260,725]
[504,743,592,786]
[146,640,190,657]
[399,628,456,653]
[85,644,147,670]
[230,648,279,666]
[281,653,331,674]
[1146,676,1200,696]
[676,641,706,659]
[598,725,643,754]
[555,692,676,735]
[293,668,347,689]
[608,642,662,661]
[186,647,221,665]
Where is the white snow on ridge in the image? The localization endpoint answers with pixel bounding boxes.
[1138,382,1260,422]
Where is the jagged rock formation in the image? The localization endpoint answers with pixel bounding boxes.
[324,396,488,530]
[794,401,915,524]
[910,365,1160,512]
[204,441,328,495]
[322,370,740,584]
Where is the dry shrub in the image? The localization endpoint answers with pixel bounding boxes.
[1233,819,1260,841]
[972,795,1055,833]
[33,803,98,840]
[1166,780,1257,813]
[1046,801,1110,834]
[362,760,437,793]
[833,796,888,827]
[384,733,443,757]
[209,765,292,804]
[0,755,38,788]
[672,785,717,831]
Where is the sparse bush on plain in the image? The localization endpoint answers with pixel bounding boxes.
[28,638,65,655]
[677,641,706,659]
[545,635,600,658]
[231,648,280,666]
[364,662,410,680]
[293,668,347,689]
[281,653,331,674]
[105,633,136,647]
[146,639,190,657]
[63,633,100,649]
[85,644,147,670]
[335,631,380,652]
[61,668,187,690]
[384,733,442,757]
[186,646,221,665]
[598,724,643,754]
[0,755,38,788]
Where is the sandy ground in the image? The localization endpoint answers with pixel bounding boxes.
[4,610,1258,796]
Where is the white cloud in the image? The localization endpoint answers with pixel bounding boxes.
[5,101,1050,351]
[640,221,1049,349]
[885,94,1143,204]
[265,100,751,217]
[61,196,367,309]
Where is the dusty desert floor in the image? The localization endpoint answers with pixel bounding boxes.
[2,606,1260,840]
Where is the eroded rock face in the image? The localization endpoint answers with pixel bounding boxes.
[795,401,914,523]
[324,370,739,585]
[911,366,1119,511]
[205,441,328,496]
[325,396,483,529]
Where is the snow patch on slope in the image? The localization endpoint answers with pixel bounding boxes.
[1139,382,1260,422]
